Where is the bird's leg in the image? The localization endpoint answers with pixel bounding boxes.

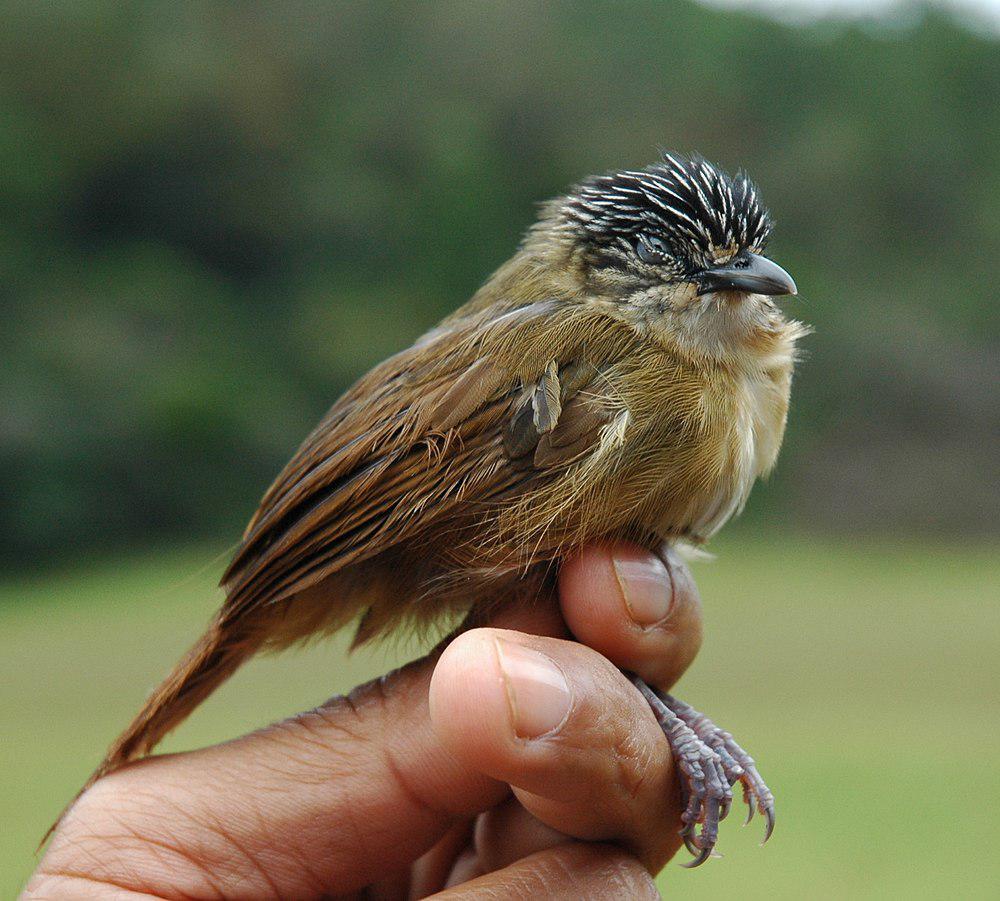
[630,676,775,868]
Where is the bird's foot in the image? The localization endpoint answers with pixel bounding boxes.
[631,677,774,867]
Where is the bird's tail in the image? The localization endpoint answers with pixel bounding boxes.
[42,616,259,845]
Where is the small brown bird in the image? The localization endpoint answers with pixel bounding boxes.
[69,152,805,865]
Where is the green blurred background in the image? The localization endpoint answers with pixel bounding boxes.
[2,1,998,897]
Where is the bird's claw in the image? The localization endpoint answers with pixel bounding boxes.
[681,846,714,869]
[632,677,776,866]
[762,804,776,844]
[680,823,701,857]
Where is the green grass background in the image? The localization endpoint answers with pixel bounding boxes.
[3,535,999,899]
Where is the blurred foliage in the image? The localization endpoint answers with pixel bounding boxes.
[1,0,997,565]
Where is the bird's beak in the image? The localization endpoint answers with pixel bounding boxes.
[697,253,797,297]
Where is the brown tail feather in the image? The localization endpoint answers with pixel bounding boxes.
[42,617,259,847]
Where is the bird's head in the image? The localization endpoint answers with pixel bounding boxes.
[538,153,796,316]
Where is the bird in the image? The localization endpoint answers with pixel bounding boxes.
[60,151,806,866]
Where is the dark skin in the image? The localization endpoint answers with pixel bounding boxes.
[26,544,703,899]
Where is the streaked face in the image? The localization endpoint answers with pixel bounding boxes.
[564,153,794,306]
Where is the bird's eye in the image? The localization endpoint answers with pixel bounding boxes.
[636,234,669,266]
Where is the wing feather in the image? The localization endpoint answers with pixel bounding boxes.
[220,302,629,628]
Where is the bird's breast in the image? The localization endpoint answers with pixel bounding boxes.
[640,354,794,542]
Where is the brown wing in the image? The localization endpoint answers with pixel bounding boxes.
[72,301,638,809]
[219,300,629,631]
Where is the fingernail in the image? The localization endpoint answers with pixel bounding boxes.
[613,553,673,626]
[494,638,571,738]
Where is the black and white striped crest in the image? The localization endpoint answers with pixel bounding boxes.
[564,153,772,269]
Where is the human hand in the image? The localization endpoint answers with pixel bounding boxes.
[25,543,702,899]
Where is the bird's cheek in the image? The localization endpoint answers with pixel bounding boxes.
[662,282,702,311]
